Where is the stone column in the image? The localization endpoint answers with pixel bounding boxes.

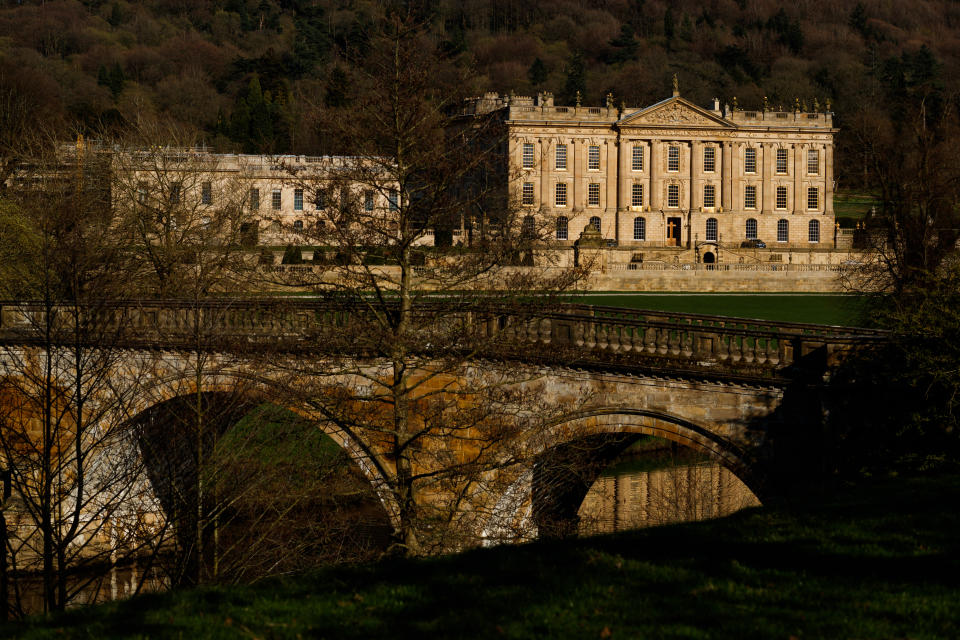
[761,142,773,214]
[690,140,701,210]
[730,141,744,209]
[721,141,732,211]
[572,138,582,212]
[609,139,620,242]
[618,138,629,216]
[541,138,552,210]
[793,143,803,215]
[825,143,834,215]
[650,139,660,209]
[609,138,620,212]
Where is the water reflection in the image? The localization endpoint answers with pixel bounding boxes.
[6,563,169,617]
[578,444,760,535]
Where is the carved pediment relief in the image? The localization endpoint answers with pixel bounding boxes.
[620,98,734,129]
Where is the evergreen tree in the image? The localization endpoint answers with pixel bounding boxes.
[227,75,283,152]
[767,9,804,54]
[849,3,869,38]
[562,52,586,105]
[108,62,125,97]
[680,14,694,42]
[607,25,638,63]
[527,57,547,87]
[324,67,351,108]
[664,7,675,50]
[441,19,467,56]
[107,2,122,27]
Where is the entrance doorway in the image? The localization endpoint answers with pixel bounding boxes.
[666,217,681,246]
[703,251,715,264]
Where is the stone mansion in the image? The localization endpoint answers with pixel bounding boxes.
[48,85,844,276]
[463,86,837,264]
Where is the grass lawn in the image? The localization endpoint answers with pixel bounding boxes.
[834,190,880,226]
[8,473,959,639]
[575,293,870,327]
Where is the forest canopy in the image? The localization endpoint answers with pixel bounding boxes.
[1,0,959,187]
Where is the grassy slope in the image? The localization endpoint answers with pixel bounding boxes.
[9,474,959,639]
[577,293,870,327]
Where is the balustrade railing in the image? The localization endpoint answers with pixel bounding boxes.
[0,300,886,380]
[607,263,846,272]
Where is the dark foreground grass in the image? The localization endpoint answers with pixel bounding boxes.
[7,474,959,639]
[577,293,870,326]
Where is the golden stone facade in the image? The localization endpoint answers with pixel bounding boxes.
[467,89,836,260]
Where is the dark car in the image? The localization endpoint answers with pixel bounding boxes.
[740,239,766,249]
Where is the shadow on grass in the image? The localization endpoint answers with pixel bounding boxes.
[8,475,960,639]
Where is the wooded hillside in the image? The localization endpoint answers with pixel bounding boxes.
[1,0,958,187]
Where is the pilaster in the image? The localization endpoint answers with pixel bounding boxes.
[721,141,732,211]
[650,139,661,210]
[825,143,834,215]
[691,140,701,210]
[793,143,803,215]
[761,142,773,214]
[540,138,552,211]
[618,139,629,216]
[609,138,620,213]
[572,138,583,211]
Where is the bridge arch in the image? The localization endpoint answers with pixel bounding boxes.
[126,371,397,579]
[484,407,763,542]
[544,407,758,484]
[121,371,397,519]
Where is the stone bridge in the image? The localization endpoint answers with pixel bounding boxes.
[0,300,886,544]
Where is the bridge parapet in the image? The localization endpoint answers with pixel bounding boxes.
[483,304,885,381]
[0,300,886,382]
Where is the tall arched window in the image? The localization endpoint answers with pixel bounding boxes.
[556,216,568,240]
[589,216,601,233]
[745,218,758,239]
[705,218,718,241]
[633,217,646,241]
[777,219,789,243]
[808,219,820,243]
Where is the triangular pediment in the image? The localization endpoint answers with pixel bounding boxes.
[618,96,735,129]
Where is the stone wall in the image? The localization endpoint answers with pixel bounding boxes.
[583,268,845,292]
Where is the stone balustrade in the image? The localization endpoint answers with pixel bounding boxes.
[0,300,886,381]
[607,263,846,272]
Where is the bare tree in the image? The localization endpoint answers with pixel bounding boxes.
[262,15,588,556]
[108,117,254,298]
[848,99,960,299]
[832,99,960,475]
[105,120,383,586]
[0,138,160,615]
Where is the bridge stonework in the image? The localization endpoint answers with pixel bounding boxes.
[0,301,884,548]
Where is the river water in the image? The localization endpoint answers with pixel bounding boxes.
[4,446,758,616]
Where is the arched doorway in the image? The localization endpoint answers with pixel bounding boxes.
[703,251,716,264]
